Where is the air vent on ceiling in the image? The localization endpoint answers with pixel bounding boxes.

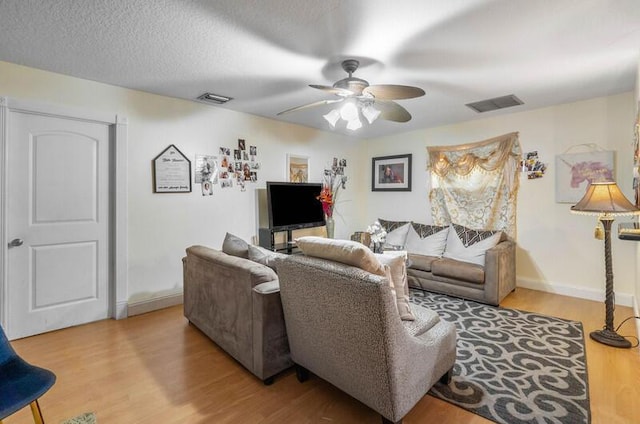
[196,92,232,105]
[465,94,523,113]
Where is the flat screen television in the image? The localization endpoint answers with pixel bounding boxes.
[266,181,325,231]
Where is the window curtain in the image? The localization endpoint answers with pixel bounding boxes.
[427,132,522,238]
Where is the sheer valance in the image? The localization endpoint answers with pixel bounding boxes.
[427,132,521,238]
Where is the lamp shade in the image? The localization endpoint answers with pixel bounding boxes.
[571,181,640,216]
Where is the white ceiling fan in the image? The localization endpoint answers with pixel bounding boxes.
[278,59,425,129]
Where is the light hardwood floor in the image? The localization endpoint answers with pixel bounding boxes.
[5,288,640,424]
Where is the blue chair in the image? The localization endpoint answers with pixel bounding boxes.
[0,326,56,424]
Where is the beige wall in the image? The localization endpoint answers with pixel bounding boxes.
[0,61,367,304]
[365,92,637,305]
[1,59,637,310]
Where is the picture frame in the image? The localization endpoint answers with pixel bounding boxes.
[152,144,192,193]
[372,154,412,192]
[287,154,309,183]
[555,150,614,203]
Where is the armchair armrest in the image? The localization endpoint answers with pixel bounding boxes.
[483,240,516,305]
[252,282,292,380]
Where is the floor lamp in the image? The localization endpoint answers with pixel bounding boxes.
[571,181,639,348]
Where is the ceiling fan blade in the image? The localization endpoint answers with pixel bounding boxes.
[277,99,343,116]
[375,100,412,122]
[364,84,425,100]
[309,84,354,97]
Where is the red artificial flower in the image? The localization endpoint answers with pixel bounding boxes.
[317,186,334,218]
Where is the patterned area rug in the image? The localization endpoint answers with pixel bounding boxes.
[61,412,96,424]
[410,290,590,424]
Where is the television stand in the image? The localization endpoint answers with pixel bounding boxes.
[258,228,300,254]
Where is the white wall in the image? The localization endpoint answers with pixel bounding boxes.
[365,92,637,305]
[0,61,367,305]
[1,59,637,310]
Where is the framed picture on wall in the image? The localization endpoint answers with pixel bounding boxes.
[287,154,309,183]
[372,154,412,192]
[555,150,614,203]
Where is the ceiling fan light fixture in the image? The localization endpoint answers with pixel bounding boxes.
[323,109,340,128]
[346,117,362,131]
[277,58,424,129]
[362,104,381,124]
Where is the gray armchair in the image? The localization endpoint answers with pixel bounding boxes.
[276,254,457,424]
[183,245,292,384]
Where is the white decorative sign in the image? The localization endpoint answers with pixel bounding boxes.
[153,144,191,193]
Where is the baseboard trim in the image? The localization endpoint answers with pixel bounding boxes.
[634,297,640,344]
[114,301,128,320]
[128,291,183,317]
[516,277,634,307]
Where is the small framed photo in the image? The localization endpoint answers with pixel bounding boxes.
[287,154,309,183]
[372,154,412,192]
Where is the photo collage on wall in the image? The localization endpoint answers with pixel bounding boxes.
[196,138,260,195]
[520,151,546,179]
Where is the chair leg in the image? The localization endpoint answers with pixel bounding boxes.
[263,376,275,386]
[295,364,309,383]
[30,400,45,424]
[439,367,453,385]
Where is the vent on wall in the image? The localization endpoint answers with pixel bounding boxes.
[465,94,523,113]
[196,92,232,105]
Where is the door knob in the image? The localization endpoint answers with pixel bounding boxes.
[8,238,23,247]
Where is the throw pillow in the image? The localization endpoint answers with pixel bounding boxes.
[404,223,449,257]
[222,232,249,258]
[378,218,411,249]
[443,224,502,266]
[247,245,287,271]
[295,236,386,276]
[375,253,415,321]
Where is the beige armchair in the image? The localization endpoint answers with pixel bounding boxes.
[276,254,457,424]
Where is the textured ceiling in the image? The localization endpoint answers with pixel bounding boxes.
[1,0,639,138]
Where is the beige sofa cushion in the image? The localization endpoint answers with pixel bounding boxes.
[408,254,439,272]
[222,232,250,258]
[443,224,502,266]
[405,223,449,257]
[376,254,415,321]
[431,257,485,284]
[248,244,287,271]
[295,236,386,276]
[378,218,411,248]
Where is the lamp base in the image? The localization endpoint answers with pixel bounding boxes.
[590,329,632,348]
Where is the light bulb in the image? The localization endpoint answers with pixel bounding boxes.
[323,109,340,128]
[340,102,358,121]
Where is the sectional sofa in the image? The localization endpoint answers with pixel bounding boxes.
[377,219,516,306]
[183,221,516,386]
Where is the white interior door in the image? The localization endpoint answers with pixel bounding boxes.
[6,110,111,339]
